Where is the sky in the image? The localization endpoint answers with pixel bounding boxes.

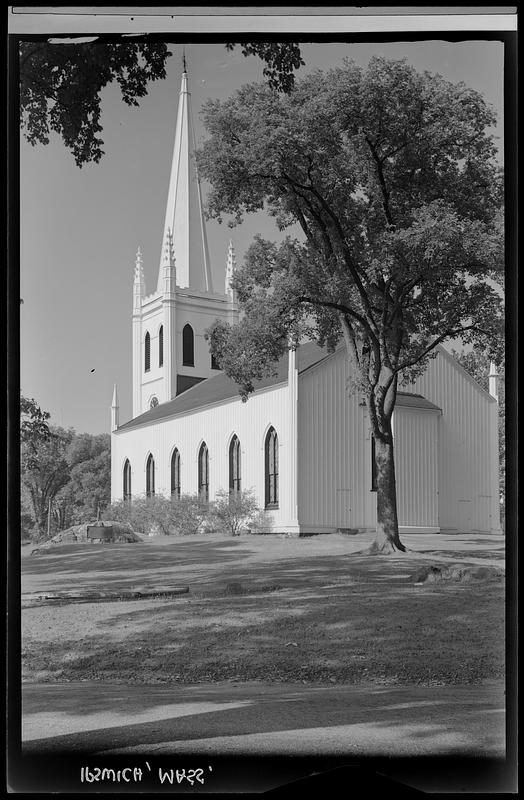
[19,38,504,434]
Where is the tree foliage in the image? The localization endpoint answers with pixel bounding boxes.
[55,433,112,528]
[20,396,113,539]
[21,422,73,539]
[198,57,504,551]
[20,41,303,166]
[226,42,304,92]
[20,396,52,471]
[20,41,171,166]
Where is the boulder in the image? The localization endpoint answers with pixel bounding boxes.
[49,521,141,545]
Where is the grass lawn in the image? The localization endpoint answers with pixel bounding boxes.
[21,532,505,686]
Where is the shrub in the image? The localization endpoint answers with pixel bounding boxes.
[169,494,211,535]
[105,493,211,536]
[211,489,262,536]
[105,495,172,535]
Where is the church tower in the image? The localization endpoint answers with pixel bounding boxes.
[131,63,239,418]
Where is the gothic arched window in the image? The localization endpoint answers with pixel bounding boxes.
[211,352,220,370]
[144,331,151,372]
[183,324,194,366]
[229,435,241,494]
[171,448,181,497]
[198,442,209,501]
[146,453,155,497]
[159,325,164,367]
[265,427,279,508]
[123,459,131,501]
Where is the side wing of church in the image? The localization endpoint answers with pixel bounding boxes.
[110,67,502,537]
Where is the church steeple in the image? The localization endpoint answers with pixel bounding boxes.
[129,64,239,419]
[157,62,213,294]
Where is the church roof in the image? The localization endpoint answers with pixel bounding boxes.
[395,393,441,411]
[117,342,440,432]
[118,341,326,431]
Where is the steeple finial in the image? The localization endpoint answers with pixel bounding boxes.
[182,47,187,74]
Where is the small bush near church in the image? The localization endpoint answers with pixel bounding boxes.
[170,494,211,535]
[211,489,262,537]
[107,495,173,535]
[106,493,211,536]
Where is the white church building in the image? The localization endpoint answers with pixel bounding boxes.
[110,67,501,536]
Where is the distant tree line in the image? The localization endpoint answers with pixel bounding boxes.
[20,396,111,541]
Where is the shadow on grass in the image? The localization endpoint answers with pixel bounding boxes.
[22,563,505,686]
[22,683,504,756]
[22,545,419,597]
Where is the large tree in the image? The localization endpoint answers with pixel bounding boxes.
[19,41,303,166]
[55,432,112,528]
[21,418,73,539]
[198,57,504,553]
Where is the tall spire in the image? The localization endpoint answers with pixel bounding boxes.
[157,65,213,294]
[225,239,237,299]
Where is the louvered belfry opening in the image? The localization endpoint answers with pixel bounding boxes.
[144,331,151,372]
[183,324,194,366]
[159,325,164,367]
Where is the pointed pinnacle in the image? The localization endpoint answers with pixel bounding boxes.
[162,228,175,266]
[134,246,144,278]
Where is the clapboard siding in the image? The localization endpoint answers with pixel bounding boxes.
[112,382,296,531]
[113,344,497,535]
[297,349,441,531]
[394,408,439,528]
[406,348,496,532]
[297,351,370,529]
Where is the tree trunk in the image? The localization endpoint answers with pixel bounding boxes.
[369,433,406,554]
